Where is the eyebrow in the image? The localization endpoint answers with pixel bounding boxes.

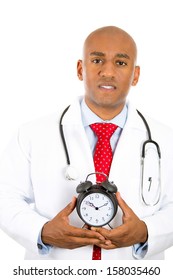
[90,51,130,59]
[116,53,130,59]
[90,51,105,57]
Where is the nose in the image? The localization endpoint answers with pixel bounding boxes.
[98,61,116,78]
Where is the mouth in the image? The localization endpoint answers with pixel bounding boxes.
[98,83,117,91]
[99,85,115,89]
[99,85,116,92]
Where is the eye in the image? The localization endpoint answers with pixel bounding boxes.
[92,58,103,64]
[116,60,127,66]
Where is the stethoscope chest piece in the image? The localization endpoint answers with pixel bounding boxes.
[65,165,79,180]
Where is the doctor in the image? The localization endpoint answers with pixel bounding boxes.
[0,26,173,260]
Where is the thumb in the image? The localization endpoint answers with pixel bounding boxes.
[60,196,77,217]
[116,192,132,218]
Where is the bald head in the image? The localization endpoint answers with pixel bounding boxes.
[77,25,140,120]
[83,26,137,63]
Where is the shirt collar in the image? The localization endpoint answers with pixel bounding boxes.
[80,98,128,129]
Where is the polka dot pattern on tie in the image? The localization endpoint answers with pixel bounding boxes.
[90,123,118,183]
[90,122,118,260]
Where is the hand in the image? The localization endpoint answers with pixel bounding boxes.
[41,197,108,249]
[91,192,148,250]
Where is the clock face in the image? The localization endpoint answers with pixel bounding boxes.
[79,192,115,227]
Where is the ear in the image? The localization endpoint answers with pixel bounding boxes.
[77,59,83,81]
[132,66,140,86]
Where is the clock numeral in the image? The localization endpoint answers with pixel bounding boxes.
[95,219,99,223]
[82,207,86,210]
[89,217,92,221]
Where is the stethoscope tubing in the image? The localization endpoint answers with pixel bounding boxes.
[60,106,162,206]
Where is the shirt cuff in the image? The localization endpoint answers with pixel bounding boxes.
[132,242,148,259]
[37,229,52,255]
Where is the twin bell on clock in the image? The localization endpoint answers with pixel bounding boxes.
[76,172,118,227]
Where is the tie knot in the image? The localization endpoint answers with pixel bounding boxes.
[90,123,118,140]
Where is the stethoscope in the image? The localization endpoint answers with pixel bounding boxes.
[59,106,161,206]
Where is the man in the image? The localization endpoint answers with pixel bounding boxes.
[0,26,173,260]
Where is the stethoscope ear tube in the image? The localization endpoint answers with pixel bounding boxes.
[59,105,79,180]
[137,110,161,159]
[59,105,70,165]
[142,140,161,159]
[137,110,161,206]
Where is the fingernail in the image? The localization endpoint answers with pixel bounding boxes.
[105,240,111,245]
[91,227,96,231]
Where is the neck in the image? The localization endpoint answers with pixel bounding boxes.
[85,100,125,120]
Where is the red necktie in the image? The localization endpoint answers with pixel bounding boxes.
[90,123,118,260]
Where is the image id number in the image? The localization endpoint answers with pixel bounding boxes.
[107,266,160,276]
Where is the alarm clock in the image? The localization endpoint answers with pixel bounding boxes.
[76,173,118,227]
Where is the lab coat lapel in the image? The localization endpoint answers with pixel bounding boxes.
[109,103,146,201]
[61,97,95,180]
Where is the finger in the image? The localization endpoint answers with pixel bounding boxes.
[91,227,111,239]
[65,236,108,249]
[82,224,90,230]
[99,243,117,250]
[91,224,126,242]
[70,226,106,241]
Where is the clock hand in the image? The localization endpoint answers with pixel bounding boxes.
[85,201,97,209]
[98,202,108,209]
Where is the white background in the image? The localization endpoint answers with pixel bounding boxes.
[0,0,173,264]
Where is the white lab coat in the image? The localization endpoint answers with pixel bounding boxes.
[0,96,173,260]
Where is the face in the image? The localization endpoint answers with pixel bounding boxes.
[77,28,140,119]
